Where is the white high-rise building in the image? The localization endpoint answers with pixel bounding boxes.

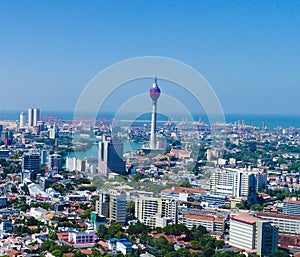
[210,168,257,201]
[28,108,34,127]
[19,112,26,128]
[33,108,40,126]
[27,108,41,127]
[66,157,77,171]
[135,196,177,228]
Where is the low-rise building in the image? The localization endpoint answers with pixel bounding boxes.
[283,197,300,216]
[257,212,300,234]
[68,230,96,245]
[107,238,132,255]
[179,214,225,235]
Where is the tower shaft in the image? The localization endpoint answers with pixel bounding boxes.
[150,100,157,149]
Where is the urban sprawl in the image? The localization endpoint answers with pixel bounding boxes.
[0,82,299,257]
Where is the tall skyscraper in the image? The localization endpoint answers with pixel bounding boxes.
[149,77,161,149]
[28,108,34,127]
[19,112,26,128]
[98,136,126,176]
[27,108,41,127]
[33,108,41,126]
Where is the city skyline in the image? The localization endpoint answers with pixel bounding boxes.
[1,1,300,115]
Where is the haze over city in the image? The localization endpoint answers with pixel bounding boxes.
[1,1,300,114]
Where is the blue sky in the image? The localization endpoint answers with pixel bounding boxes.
[1,0,300,114]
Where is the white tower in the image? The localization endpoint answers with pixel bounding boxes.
[28,108,34,127]
[19,112,26,128]
[149,77,161,149]
[33,108,40,126]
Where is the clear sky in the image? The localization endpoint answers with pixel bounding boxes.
[1,0,300,114]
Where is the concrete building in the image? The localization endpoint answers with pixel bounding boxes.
[96,189,126,225]
[22,153,41,177]
[47,153,62,172]
[98,137,126,176]
[33,108,40,126]
[179,214,225,235]
[19,112,26,128]
[0,220,13,232]
[66,156,77,171]
[257,212,300,234]
[68,230,96,245]
[107,238,132,255]
[28,108,40,127]
[96,192,110,218]
[210,168,257,202]
[283,197,300,216]
[135,196,177,228]
[229,213,278,257]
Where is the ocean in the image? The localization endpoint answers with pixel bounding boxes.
[1,110,300,129]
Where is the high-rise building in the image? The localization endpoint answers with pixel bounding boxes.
[28,108,34,127]
[47,154,62,172]
[19,112,26,128]
[98,136,126,176]
[28,108,41,127]
[96,189,127,225]
[149,77,161,149]
[96,192,110,218]
[40,150,48,165]
[66,157,77,171]
[33,108,40,126]
[135,196,177,228]
[210,168,257,202]
[229,213,278,257]
[22,153,41,177]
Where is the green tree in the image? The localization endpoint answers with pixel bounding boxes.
[51,249,63,257]
[96,224,108,239]
[180,180,192,188]
[127,223,149,235]
[273,250,290,257]
[48,231,58,240]
[107,222,123,238]
[126,201,135,219]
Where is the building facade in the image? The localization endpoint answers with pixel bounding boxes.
[179,214,225,235]
[229,213,278,257]
[257,212,300,234]
[98,137,126,176]
[283,197,300,216]
[135,196,177,228]
[210,168,257,202]
[22,153,41,177]
[96,189,127,225]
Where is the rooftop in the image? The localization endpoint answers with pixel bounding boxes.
[257,212,300,221]
[230,213,263,225]
[162,187,205,195]
[184,214,224,223]
[284,197,300,204]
